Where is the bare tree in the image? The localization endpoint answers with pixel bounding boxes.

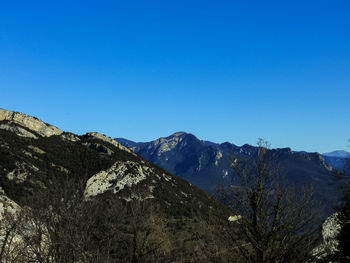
[0,204,27,263]
[0,176,124,263]
[220,139,322,263]
[114,200,170,263]
[0,174,173,263]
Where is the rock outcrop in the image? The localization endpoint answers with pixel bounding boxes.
[0,108,62,138]
[0,123,38,138]
[313,213,340,259]
[84,160,156,199]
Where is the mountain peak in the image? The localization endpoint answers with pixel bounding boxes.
[171,131,187,137]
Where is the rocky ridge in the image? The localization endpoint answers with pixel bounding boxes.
[116,132,349,216]
[0,108,62,138]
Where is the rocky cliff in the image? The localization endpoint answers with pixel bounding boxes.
[0,108,63,138]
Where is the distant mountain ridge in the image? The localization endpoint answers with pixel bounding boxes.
[116,132,349,216]
[323,150,350,159]
[322,150,350,174]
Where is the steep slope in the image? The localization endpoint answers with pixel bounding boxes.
[0,109,233,262]
[116,132,349,215]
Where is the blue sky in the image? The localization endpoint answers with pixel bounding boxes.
[1,0,349,153]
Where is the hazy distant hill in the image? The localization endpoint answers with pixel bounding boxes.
[322,150,350,174]
[116,132,349,216]
[323,150,350,159]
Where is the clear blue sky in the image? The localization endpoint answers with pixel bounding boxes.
[1,0,349,153]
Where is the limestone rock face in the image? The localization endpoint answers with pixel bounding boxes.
[312,213,340,259]
[84,160,156,199]
[322,213,340,250]
[0,123,38,138]
[148,132,186,156]
[0,108,63,138]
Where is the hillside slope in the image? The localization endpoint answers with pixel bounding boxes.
[0,109,233,262]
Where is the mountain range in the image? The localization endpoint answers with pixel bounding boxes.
[116,132,350,216]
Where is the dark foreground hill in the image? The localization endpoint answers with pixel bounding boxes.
[0,109,235,262]
[116,132,349,216]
